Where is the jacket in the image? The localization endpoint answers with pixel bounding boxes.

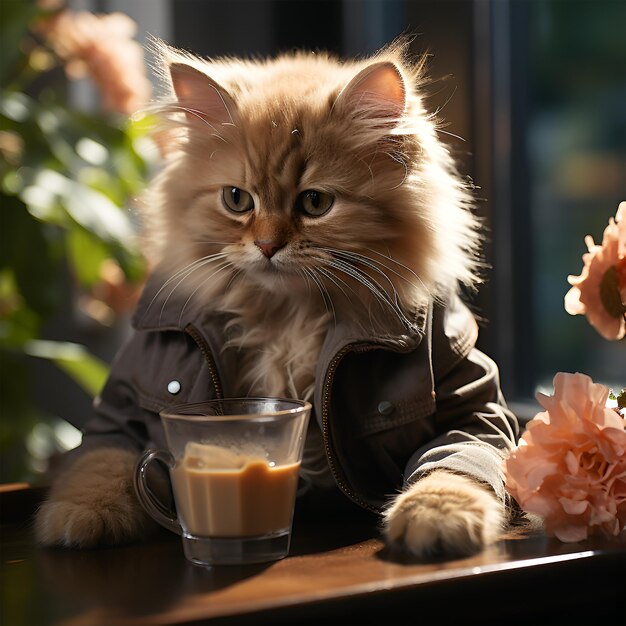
[80,271,519,512]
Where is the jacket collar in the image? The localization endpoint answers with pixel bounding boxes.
[133,267,429,349]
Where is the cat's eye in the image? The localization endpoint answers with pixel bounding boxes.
[296,189,334,217]
[222,187,254,213]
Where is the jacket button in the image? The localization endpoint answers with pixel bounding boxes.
[377,401,394,416]
[167,380,181,394]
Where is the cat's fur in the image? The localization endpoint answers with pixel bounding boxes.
[35,40,508,556]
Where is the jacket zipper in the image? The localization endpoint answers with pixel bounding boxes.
[186,325,395,514]
[321,342,381,514]
[184,324,224,400]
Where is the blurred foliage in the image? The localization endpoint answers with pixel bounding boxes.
[0,2,150,481]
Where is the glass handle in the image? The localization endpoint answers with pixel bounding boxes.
[133,449,181,536]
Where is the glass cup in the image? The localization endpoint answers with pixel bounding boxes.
[133,398,311,566]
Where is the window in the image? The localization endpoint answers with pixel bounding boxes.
[472,0,625,408]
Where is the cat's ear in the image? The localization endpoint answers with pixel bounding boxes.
[169,63,236,127]
[335,61,406,122]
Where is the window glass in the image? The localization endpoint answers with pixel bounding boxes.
[526,0,625,392]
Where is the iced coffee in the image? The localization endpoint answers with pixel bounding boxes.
[134,398,311,565]
[171,442,300,538]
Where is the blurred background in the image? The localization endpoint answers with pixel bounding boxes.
[1,0,624,483]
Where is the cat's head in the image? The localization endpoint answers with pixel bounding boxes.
[142,40,481,327]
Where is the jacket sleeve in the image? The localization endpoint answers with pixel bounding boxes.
[403,295,519,502]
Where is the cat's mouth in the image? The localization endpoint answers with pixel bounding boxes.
[244,255,315,292]
[252,257,299,277]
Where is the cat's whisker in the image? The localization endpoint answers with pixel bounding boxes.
[327,244,431,304]
[146,254,229,314]
[224,268,244,292]
[303,267,335,325]
[294,267,310,293]
[309,267,337,328]
[316,259,371,311]
[325,248,400,295]
[299,267,320,305]
[177,261,234,325]
[296,267,317,305]
[324,246,421,294]
[319,247,406,312]
[325,258,393,313]
[325,258,413,328]
[323,256,387,301]
[304,268,332,316]
[365,247,429,293]
[316,266,352,303]
[159,266,210,325]
[157,254,230,324]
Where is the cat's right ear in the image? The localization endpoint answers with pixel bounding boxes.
[168,63,236,127]
[334,61,406,124]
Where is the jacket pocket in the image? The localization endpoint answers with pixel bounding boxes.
[332,344,436,439]
[353,394,436,438]
[131,330,214,414]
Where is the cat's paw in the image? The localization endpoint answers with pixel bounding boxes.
[35,448,151,548]
[383,470,504,558]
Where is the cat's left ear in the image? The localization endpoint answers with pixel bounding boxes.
[335,61,406,122]
[169,63,236,127]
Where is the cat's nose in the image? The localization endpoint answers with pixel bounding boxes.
[254,240,284,259]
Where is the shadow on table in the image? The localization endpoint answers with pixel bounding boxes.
[289,486,380,556]
[33,487,382,617]
[36,532,272,617]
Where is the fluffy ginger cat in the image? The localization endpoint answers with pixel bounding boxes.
[35,40,519,557]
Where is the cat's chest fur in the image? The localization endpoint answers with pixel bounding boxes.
[225,304,332,401]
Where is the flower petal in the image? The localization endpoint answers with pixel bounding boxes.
[559,497,589,515]
[504,371,626,543]
[553,524,588,543]
[564,450,580,475]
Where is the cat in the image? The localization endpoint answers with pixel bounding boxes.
[35,39,519,557]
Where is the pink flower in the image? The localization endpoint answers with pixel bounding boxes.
[564,202,626,340]
[37,10,152,115]
[504,372,626,542]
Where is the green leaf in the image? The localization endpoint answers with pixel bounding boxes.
[0,3,40,85]
[20,169,136,244]
[66,226,109,288]
[23,339,109,397]
[0,96,58,172]
[2,194,64,316]
[0,91,33,123]
[111,242,146,284]
[0,282,41,346]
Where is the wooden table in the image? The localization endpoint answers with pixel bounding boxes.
[1,484,624,626]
